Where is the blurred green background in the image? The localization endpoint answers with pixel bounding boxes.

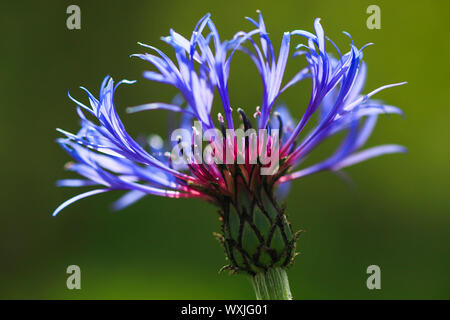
[1,0,449,299]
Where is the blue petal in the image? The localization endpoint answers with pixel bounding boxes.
[111,190,146,211]
[331,145,407,170]
[53,189,110,216]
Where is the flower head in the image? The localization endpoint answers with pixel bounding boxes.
[54,12,405,274]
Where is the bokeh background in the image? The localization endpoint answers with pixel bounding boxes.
[1,0,449,299]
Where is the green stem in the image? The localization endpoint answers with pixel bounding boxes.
[251,268,293,300]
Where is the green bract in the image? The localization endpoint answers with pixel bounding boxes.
[217,179,301,275]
